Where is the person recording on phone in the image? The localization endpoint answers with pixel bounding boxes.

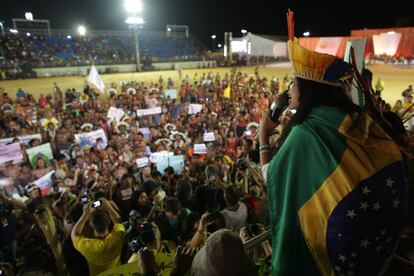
[71,197,125,276]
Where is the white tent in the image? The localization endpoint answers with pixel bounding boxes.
[231,33,288,58]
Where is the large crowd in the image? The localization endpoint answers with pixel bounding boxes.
[0,68,412,275]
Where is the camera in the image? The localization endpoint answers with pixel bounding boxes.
[128,222,156,253]
[247,223,260,236]
[235,159,248,171]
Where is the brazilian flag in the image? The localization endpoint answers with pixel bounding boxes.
[267,106,407,275]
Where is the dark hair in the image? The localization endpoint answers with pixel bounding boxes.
[65,203,83,224]
[278,77,360,149]
[91,209,110,234]
[175,179,192,202]
[225,185,241,206]
[165,197,181,215]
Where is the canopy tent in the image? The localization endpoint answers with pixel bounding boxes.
[231,33,288,58]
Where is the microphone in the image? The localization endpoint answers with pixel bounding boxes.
[270,90,290,123]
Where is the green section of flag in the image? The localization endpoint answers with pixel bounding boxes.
[267,106,348,275]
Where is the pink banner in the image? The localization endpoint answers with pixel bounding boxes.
[315,37,343,56]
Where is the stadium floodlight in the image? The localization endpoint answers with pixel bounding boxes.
[26,32,31,37]
[241,29,247,35]
[25,12,33,21]
[211,34,216,39]
[10,29,18,34]
[387,31,395,35]
[78,25,86,36]
[125,16,144,25]
[218,44,222,48]
[167,27,171,32]
[124,0,143,14]
[303,31,310,37]
[66,35,72,39]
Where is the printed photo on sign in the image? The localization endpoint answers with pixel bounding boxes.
[156,155,185,175]
[203,132,215,142]
[26,143,54,167]
[75,129,108,148]
[193,144,207,154]
[0,142,24,165]
[150,151,174,163]
[107,107,125,122]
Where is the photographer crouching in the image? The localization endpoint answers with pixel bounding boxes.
[71,197,125,276]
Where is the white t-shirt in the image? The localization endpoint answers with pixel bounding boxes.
[220,202,248,231]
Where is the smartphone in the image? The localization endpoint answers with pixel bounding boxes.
[92,200,101,208]
[270,90,290,123]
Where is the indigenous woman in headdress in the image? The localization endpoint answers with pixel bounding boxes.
[259,10,408,276]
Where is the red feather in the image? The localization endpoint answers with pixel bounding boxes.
[286,9,295,41]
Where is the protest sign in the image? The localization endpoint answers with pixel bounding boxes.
[107,107,125,122]
[26,143,54,167]
[139,128,150,139]
[136,157,149,168]
[149,151,174,163]
[164,89,177,99]
[33,170,55,195]
[188,104,202,115]
[156,155,185,175]
[75,129,108,148]
[136,107,162,117]
[0,134,42,146]
[203,132,215,142]
[193,144,207,154]
[0,142,23,165]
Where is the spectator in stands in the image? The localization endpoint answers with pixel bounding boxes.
[71,198,125,276]
[195,164,226,213]
[219,185,248,231]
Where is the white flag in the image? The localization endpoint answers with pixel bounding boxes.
[87,65,105,93]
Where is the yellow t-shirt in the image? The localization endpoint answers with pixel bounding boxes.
[73,224,125,276]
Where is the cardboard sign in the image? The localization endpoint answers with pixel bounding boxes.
[193,144,207,154]
[121,188,133,201]
[149,151,174,163]
[0,142,23,165]
[203,132,215,142]
[33,170,55,194]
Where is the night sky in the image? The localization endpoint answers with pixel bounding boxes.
[1,0,413,47]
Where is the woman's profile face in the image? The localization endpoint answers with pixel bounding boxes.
[288,78,300,109]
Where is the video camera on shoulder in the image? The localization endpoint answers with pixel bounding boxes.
[128,222,156,253]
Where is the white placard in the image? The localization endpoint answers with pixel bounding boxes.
[121,188,133,201]
[156,155,185,175]
[164,89,177,99]
[33,170,55,190]
[136,157,149,168]
[0,134,42,146]
[188,104,203,115]
[75,129,108,148]
[193,143,207,154]
[139,128,150,139]
[203,132,215,142]
[0,142,23,165]
[107,107,125,122]
[149,151,174,163]
[136,107,162,117]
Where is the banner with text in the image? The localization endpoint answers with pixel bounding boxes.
[136,107,162,117]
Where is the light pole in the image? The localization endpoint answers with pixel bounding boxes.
[0,22,4,36]
[124,0,144,72]
[303,31,310,37]
[241,29,247,36]
[211,34,216,50]
[78,25,86,36]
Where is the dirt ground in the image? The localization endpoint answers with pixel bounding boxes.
[0,64,413,105]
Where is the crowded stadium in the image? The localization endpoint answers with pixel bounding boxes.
[0,1,413,275]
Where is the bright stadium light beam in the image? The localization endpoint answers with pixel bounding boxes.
[26,32,31,37]
[66,35,72,39]
[78,25,86,36]
[303,31,310,37]
[25,12,33,21]
[125,16,144,25]
[124,0,143,13]
[10,29,18,34]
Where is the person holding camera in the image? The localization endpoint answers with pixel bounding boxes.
[71,197,124,276]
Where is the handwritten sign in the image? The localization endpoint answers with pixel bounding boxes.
[0,142,23,165]
[193,144,207,154]
[203,132,215,142]
[136,107,162,117]
[188,104,203,115]
[136,157,149,168]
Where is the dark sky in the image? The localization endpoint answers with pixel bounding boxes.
[1,0,413,47]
